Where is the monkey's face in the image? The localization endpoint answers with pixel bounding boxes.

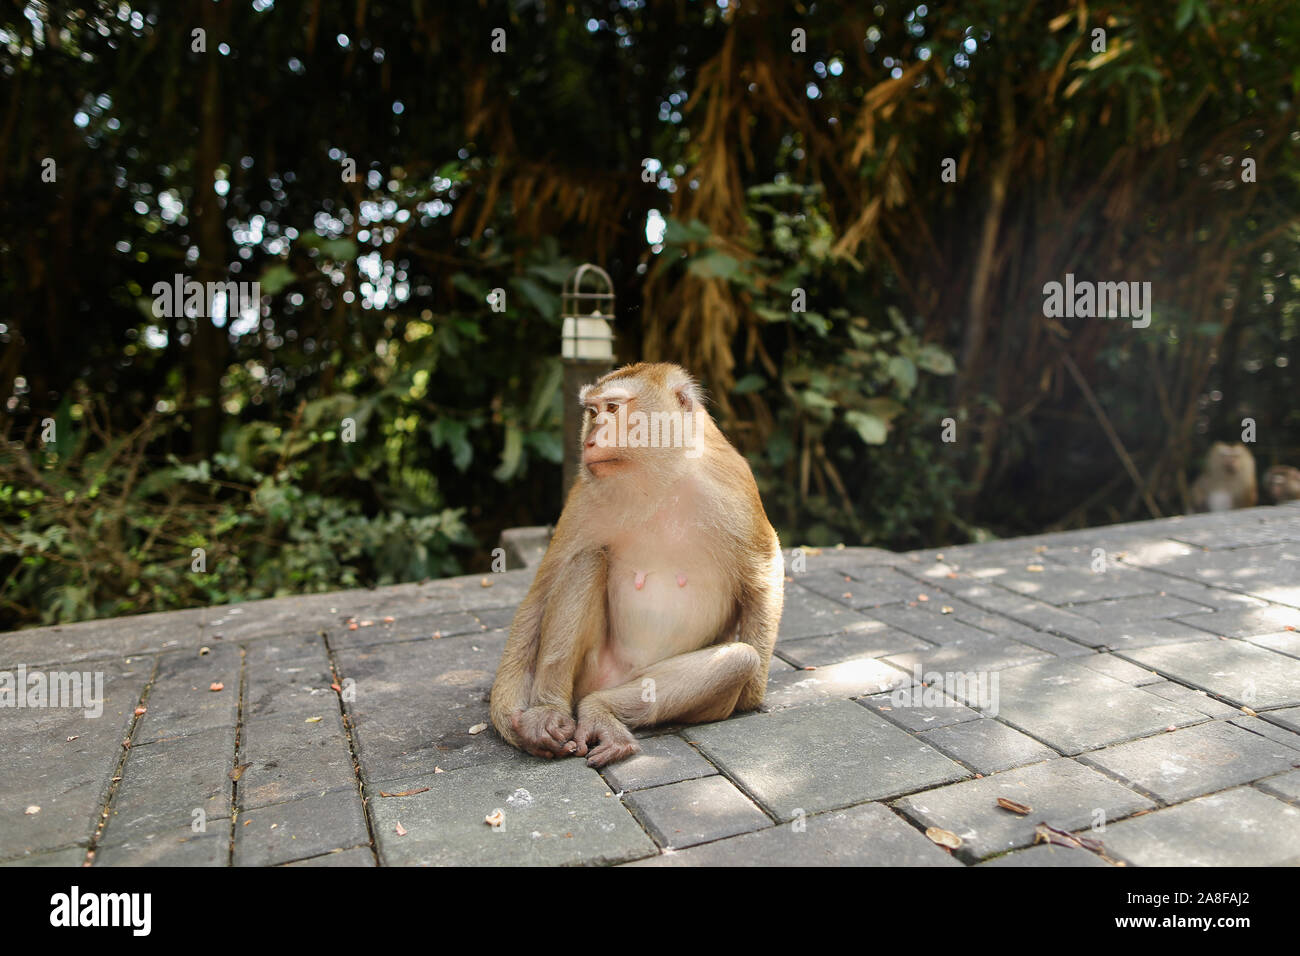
[578,364,704,483]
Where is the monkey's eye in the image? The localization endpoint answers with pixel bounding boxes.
[604,402,619,415]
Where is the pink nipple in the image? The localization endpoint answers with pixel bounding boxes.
[676,573,687,588]
[634,571,647,590]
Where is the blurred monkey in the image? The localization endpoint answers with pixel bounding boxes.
[1263,464,1300,504]
[1190,442,1257,512]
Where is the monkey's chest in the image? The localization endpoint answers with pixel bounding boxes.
[603,542,734,672]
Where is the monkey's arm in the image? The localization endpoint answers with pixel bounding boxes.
[489,546,607,749]
[733,543,784,712]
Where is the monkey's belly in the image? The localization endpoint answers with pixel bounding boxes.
[583,564,732,692]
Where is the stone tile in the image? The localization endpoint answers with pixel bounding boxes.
[101,726,234,845]
[1245,631,1300,658]
[1071,594,1213,624]
[1259,706,1300,734]
[882,634,1051,676]
[1074,654,1162,685]
[94,831,228,866]
[1255,770,1300,802]
[976,844,1114,867]
[326,609,483,649]
[236,712,355,810]
[860,689,982,733]
[760,658,910,711]
[687,700,969,820]
[135,645,240,743]
[369,759,655,866]
[233,789,369,867]
[989,659,1205,755]
[624,776,771,849]
[1133,543,1300,607]
[0,846,87,867]
[1122,640,1300,708]
[242,633,337,720]
[867,605,1004,646]
[338,632,516,778]
[1101,787,1300,866]
[627,802,961,867]
[777,622,928,668]
[283,847,375,867]
[777,588,888,641]
[1177,605,1300,639]
[893,758,1153,862]
[1229,716,1300,752]
[0,610,206,668]
[994,566,1158,606]
[1140,681,1238,717]
[1078,721,1297,802]
[919,719,1057,774]
[947,584,1103,637]
[598,735,716,792]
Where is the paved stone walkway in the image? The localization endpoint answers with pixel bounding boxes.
[3,504,1300,866]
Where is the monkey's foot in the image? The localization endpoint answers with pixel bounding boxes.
[510,706,578,759]
[572,711,640,767]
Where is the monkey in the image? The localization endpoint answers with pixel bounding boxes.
[1263,464,1300,504]
[489,362,783,767]
[1189,442,1257,512]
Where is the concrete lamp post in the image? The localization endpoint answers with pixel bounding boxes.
[560,264,615,499]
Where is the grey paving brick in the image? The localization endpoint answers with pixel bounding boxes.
[1229,715,1300,752]
[598,735,716,792]
[368,758,655,866]
[1078,721,1296,802]
[860,689,982,732]
[1178,604,1300,639]
[339,631,516,778]
[777,622,928,667]
[778,588,888,641]
[1245,631,1300,658]
[94,831,228,866]
[760,657,910,711]
[0,610,205,668]
[1140,681,1238,717]
[0,846,87,867]
[627,802,961,867]
[976,844,1113,867]
[893,758,1154,862]
[990,659,1205,755]
[624,776,771,849]
[1259,706,1300,734]
[135,645,240,743]
[868,605,1004,646]
[994,566,1159,606]
[233,789,369,867]
[919,719,1057,774]
[327,609,483,649]
[1101,787,1300,865]
[242,633,337,720]
[236,712,355,810]
[283,846,375,867]
[1122,640,1300,708]
[687,700,969,820]
[1133,543,1300,607]
[882,634,1051,676]
[101,726,234,845]
[1255,770,1300,802]
[1071,594,1213,624]
[1074,654,1162,685]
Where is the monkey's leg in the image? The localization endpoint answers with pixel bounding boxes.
[572,642,761,767]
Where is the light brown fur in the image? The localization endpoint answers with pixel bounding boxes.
[489,362,783,767]
[1190,442,1257,512]
[1263,464,1300,504]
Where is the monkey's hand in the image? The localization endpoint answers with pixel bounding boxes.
[510,706,579,759]
[572,705,640,768]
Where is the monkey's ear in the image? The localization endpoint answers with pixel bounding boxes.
[671,376,701,411]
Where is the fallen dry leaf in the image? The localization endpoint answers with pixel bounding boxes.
[997,798,1032,815]
[133,706,147,716]
[383,616,395,623]
[1241,706,1258,716]
[198,646,211,656]
[941,606,954,614]
[360,620,374,627]
[485,809,504,827]
[229,762,251,781]
[1026,564,1045,572]
[480,577,493,588]
[209,682,224,692]
[348,622,359,630]
[331,683,342,693]
[468,722,488,735]
[433,767,445,774]
[395,822,408,836]
[24,806,40,815]
[66,735,80,742]
[1033,822,1124,865]
[917,594,929,602]
[925,827,962,849]
[379,787,430,798]
[305,716,322,723]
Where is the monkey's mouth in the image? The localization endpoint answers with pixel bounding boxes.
[584,455,626,470]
